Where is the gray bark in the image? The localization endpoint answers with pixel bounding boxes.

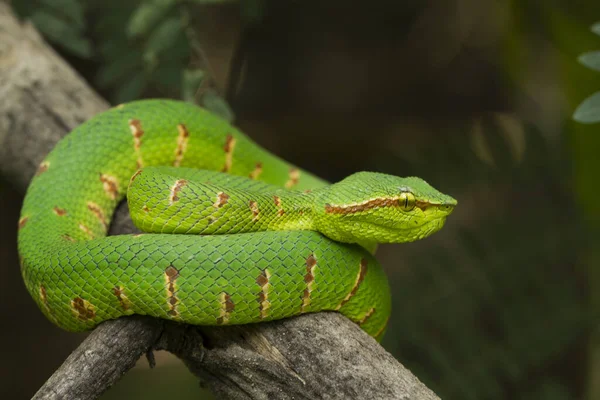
[0,3,440,399]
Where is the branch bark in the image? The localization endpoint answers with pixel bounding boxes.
[0,3,440,399]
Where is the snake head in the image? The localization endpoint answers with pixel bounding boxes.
[313,172,457,244]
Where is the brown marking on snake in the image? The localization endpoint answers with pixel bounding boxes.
[112,286,131,310]
[285,168,300,188]
[249,200,260,221]
[217,292,235,325]
[87,202,108,231]
[18,216,28,230]
[174,124,190,167]
[221,134,237,172]
[79,223,94,239]
[273,196,285,217]
[169,179,188,204]
[130,169,143,184]
[39,285,48,306]
[142,205,150,213]
[256,269,271,319]
[374,316,390,341]
[336,258,368,310]
[132,233,145,238]
[36,161,50,176]
[358,307,376,325]
[325,197,432,214]
[71,297,96,320]
[301,254,317,312]
[99,174,119,200]
[164,265,180,317]
[52,207,67,216]
[249,162,263,180]
[62,234,75,242]
[213,192,230,208]
[39,284,54,316]
[129,119,144,168]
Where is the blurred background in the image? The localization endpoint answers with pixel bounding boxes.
[1,0,600,399]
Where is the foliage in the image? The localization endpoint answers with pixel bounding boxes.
[12,0,236,121]
[574,22,600,123]
[10,2,598,400]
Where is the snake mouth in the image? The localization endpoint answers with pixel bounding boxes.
[354,215,448,244]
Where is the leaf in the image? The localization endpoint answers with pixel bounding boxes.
[201,89,235,122]
[592,21,600,37]
[113,74,147,104]
[39,0,86,30]
[144,17,183,57]
[127,0,176,38]
[30,10,92,58]
[578,51,600,72]
[96,49,143,88]
[181,68,206,103]
[150,63,185,94]
[573,91,600,123]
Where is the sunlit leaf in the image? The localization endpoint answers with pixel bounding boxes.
[573,91,600,123]
[127,0,176,38]
[578,51,600,72]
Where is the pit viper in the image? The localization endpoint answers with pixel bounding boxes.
[17,99,456,341]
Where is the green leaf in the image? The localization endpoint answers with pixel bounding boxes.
[181,68,206,103]
[96,49,143,88]
[39,0,86,30]
[579,51,600,72]
[201,89,234,122]
[592,22,600,37]
[127,0,176,38]
[150,63,185,93]
[30,10,92,58]
[144,17,183,57]
[114,74,147,104]
[573,91,600,123]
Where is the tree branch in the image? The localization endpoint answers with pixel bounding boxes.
[0,3,440,399]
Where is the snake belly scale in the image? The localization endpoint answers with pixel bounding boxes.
[18,99,456,342]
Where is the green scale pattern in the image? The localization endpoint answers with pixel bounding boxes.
[18,99,391,339]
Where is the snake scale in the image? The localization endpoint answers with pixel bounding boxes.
[17,99,456,341]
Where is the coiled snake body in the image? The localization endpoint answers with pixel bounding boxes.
[18,100,456,341]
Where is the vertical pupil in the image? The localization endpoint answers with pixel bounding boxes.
[404,196,409,208]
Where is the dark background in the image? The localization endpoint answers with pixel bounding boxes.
[2,0,600,399]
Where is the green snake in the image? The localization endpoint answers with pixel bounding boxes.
[17,99,456,341]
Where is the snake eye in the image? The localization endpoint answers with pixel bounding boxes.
[398,191,416,211]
